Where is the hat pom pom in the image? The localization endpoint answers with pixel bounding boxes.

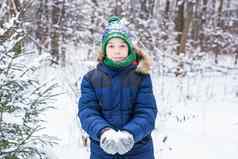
[108,16,121,24]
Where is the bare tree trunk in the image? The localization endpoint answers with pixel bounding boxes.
[226,0,232,30]
[140,0,155,19]
[215,49,218,64]
[174,0,185,77]
[154,0,160,19]
[217,0,224,27]
[8,0,23,55]
[36,0,43,55]
[9,0,21,17]
[44,0,50,48]
[148,0,155,17]
[129,0,136,18]
[140,0,149,19]
[235,49,238,65]
[165,0,170,17]
[211,0,216,27]
[141,0,147,14]
[175,0,185,55]
[138,0,156,18]
[200,0,208,52]
[179,2,194,54]
[114,0,123,16]
[191,0,200,41]
[60,0,66,67]
[226,0,231,12]
[201,0,208,24]
[50,0,61,65]
[36,0,50,53]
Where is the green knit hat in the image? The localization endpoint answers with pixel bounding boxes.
[102,16,133,55]
[101,16,136,69]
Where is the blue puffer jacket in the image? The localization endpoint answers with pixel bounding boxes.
[78,63,157,159]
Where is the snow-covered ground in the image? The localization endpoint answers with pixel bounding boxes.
[155,100,238,159]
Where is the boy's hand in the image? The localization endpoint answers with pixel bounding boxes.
[100,128,118,155]
[100,129,135,155]
[117,130,134,155]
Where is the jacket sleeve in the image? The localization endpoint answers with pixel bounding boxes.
[122,75,157,143]
[78,75,112,141]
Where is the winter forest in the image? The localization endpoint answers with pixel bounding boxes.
[1,0,238,159]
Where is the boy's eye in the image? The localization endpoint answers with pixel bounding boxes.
[120,44,126,48]
[108,45,114,48]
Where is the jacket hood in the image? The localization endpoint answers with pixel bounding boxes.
[96,47,153,75]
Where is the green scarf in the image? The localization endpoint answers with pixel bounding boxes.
[103,52,137,69]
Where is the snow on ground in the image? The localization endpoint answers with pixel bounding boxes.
[155,99,238,159]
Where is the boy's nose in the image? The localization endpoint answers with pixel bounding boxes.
[114,51,121,55]
[114,48,121,53]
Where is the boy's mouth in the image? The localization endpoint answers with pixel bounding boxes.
[113,57,126,61]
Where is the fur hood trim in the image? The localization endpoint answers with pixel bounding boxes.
[96,47,153,74]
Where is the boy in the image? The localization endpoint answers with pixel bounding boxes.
[78,16,157,159]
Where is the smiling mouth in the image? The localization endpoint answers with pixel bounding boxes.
[113,57,125,60]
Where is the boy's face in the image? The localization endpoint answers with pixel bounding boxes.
[106,38,129,62]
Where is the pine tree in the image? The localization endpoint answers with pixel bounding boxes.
[0,2,58,159]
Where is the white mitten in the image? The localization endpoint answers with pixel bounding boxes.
[117,130,135,155]
[100,128,118,155]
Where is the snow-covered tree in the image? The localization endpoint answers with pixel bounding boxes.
[0,2,58,159]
